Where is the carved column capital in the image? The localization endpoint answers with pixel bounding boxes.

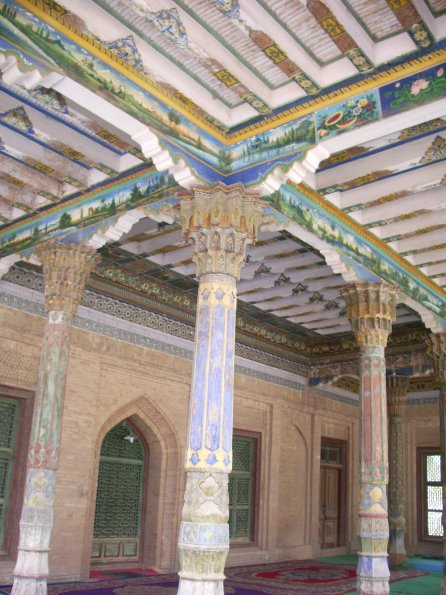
[426,333,446,384]
[386,375,409,415]
[341,282,398,347]
[180,183,264,279]
[38,242,100,316]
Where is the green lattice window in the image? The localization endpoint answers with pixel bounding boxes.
[229,435,256,541]
[419,448,443,541]
[93,423,144,540]
[0,397,20,550]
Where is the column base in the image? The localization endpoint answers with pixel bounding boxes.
[441,576,446,595]
[11,576,47,595]
[177,578,225,595]
[357,555,390,595]
[388,528,406,566]
[388,552,407,566]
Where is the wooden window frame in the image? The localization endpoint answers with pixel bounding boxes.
[230,430,261,547]
[417,447,443,542]
[0,386,34,560]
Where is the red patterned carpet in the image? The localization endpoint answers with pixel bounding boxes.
[0,561,426,595]
[225,560,425,593]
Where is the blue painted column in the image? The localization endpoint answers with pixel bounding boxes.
[177,184,264,595]
[342,283,398,595]
[12,242,99,595]
[426,334,446,595]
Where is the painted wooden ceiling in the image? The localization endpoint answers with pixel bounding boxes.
[0,0,446,343]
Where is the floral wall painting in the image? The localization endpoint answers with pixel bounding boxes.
[315,90,381,140]
[380,62,446,117]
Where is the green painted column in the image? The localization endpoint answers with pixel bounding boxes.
[426,334,446,595]
[386,375,409,566]
[342,283,398,595]
[12,242,99,595]
[177,184,264,595]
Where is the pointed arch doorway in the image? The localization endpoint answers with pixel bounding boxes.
[91,420,146,564]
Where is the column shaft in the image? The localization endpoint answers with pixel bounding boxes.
[178,275,236,594]
[387,376,408,566]
[357,344,390,593]
[12,243,98,595]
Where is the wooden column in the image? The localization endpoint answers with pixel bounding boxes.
[12,242,99,595]
[386,375,409,566]
[342,282,398,595]
[177,185,264,595]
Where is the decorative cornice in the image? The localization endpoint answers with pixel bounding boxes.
[3,264,438,385]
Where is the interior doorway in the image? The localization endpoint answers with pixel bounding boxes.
[319,439,346,549]
[91,421,146,564]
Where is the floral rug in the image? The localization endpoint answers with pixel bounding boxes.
[0,561,426,595]
[225,560,426,593]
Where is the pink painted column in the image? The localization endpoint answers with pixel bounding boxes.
[386,375,409,566]
[12,242,99,595]
[342,283,398,595]
[426,333,446,594]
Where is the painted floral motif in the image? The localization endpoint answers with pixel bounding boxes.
[274,272,290,286]
[398,118,446,140]
[254,263,271,277]
[30,87,69,114]
[380,63,446,116]
[0,106,34,133]
[410,23,432,48]
[146,8,189,48]
[210,0,240,19]
[102,35,144,71]
[346,48,373,73]
[316,91,380,140]
[419,135,446,164]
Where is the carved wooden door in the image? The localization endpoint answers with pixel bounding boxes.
[320,466,340,548]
